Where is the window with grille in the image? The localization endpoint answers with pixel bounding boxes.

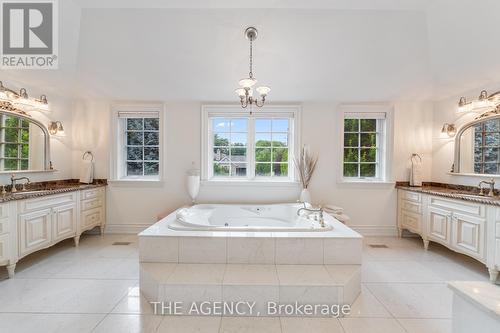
[342,110,387,180]
[0,115,29,171]
[473,118,500,174]
[203,106,299,181]
[112,105,163,181]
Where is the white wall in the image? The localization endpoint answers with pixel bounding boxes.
[432,83,500,187]
[0,80,74,185]
[69,100,433,234]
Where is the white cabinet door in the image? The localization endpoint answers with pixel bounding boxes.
[401,210,421,233]
[428,207,451,245]
[52,203,77,242]
[0,233,9,264]
[452,212,485,260]
[18,209,52,257]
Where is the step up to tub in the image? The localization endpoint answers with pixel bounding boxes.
[140,263,361,317]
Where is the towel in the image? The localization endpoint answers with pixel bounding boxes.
[79,160,94,184]
[410,156,422,187]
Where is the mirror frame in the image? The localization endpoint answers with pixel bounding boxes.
[0,110,51,173]
[452,113,500,174]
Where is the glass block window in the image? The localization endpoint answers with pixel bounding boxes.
[343,114,385,179]
[473,118,500,174]
[255,118,289,177]
[0,115,30,171]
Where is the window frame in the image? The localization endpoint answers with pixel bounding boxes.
[0,115,30,171]
[110,103,165,183]
[201,105,301,183]
[339,104,393,184]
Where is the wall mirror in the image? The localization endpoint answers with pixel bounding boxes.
[0,110,50,173]
[453,113,500,174]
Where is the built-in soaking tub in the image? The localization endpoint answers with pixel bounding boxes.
[168,203,333,232]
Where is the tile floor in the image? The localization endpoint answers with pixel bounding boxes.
[0,233,491,333]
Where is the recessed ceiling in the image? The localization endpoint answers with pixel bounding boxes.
[3,0,500,103]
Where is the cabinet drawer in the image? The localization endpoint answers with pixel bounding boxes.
[81,197,103,211]
[401,191,421,203]
[81,188,104,200]
[429,197,484,218]
[0,204,9,219]
[19,192,76,213]
[401,200,422,214]
[0,218,8,235]
[81,208,103,229]
[401,210,421,233]
[0,233,9,263]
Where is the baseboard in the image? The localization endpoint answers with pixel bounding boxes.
[349,225,398,237]
[105,224,151,234]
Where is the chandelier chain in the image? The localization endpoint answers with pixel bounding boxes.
[249,38,253,78]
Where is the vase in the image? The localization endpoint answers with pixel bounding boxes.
[299,188,312,203]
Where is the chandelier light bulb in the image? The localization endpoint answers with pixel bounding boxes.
[239,78,257,89]
[256,86,271,96]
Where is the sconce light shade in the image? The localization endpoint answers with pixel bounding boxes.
[48,121,65,136]
[12,88,37,111]
[34,95,50,111]
[441,123,456,137]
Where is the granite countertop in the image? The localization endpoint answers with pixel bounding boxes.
[396,182,500,206]
[0,179,107,203]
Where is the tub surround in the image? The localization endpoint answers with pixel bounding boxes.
[397,182,500,283]
[448,281,500,333]
[0,179,107,278]
[139,206,363,315]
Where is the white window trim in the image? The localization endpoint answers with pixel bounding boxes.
[201,105,301,184]
[338,104,394,184]
[110,102,165,183]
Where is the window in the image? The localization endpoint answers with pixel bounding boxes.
[341,106,391,182]
[111,104,163,181]
[203,106,299,181]
[473,118,500,174]
[0,115,29,171]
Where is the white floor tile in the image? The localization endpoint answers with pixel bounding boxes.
[92,314,162,333]
[219,317,281,333]
[0,313,104,333]
[112,286,154,314]
[157,316,221,333]
[366,283,453,318]
[362,260,443,283]
[280,317,344,333]
[398,318,452,333]
[340,318,407,333]
[349,285,392,318]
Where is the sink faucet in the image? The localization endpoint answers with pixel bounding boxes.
[10,174,30,193]
[297,204,325,227]
[478,178,495,197]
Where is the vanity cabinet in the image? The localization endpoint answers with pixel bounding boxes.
[0,186,106,278]
[398,189,496,283]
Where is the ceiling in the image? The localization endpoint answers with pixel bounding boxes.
[2,0,500,102]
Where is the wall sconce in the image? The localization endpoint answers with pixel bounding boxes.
[12,88,37,110]
[441,123,456,137]
[458,89,500,113]
[48,121,65,136]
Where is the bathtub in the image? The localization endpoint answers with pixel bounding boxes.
[168,203,333,232]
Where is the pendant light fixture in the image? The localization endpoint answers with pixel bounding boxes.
[235,27,270,109]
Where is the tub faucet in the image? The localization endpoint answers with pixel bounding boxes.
[297,205,325,227]
[478,178,495,197]
[10,174,30,193]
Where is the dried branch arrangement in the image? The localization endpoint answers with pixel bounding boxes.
[293,146,318,189]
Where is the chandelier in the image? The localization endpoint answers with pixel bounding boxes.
[235,27,270,108]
